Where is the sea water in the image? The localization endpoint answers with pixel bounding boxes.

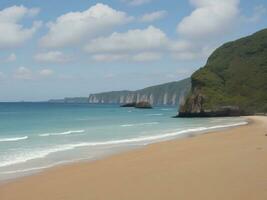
[0,103,247,181]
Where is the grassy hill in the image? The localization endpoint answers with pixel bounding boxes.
[179,29,267,117]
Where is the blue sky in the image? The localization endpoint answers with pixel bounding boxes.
[0,0,266,101]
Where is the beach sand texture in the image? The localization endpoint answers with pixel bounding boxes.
[0,116,266,200]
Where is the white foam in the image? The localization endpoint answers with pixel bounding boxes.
[0,121,247,168]
[0,136,28,142]
[0,158,88,175]
[120,122,247,144]
[39,130,85,137]
[120,124,134,127]
[0,145,82,168]
[145,113,163,116]
[120,122,159,127]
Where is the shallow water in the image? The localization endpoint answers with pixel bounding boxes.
[0,103,247,181]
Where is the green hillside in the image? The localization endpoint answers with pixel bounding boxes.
[179,29,267,117]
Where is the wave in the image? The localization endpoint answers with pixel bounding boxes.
[39,130,85,137]
[0,158,88,175]
[0,145,86,168]
[145,113,163,116]
[0,121,247,168]
[120,122,159,127]
[0,136,28,142]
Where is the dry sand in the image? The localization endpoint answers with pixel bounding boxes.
[0,116,267,200]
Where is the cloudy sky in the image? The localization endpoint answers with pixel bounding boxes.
[0,0,266,101]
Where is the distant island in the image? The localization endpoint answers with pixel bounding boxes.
[48,97,89,104]
[179,29,267,117]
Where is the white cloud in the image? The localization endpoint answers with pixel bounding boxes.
[170,40,194,52]
[91,52,161,62]
[140,10,167,22]
[84,23,218,62]
[85,26,168,62]
[122,0,152,6]
[85,25,211,62]
[14,67,32,80]
[170,40,214,60]
[177,0,240,40]
[171,0,241,61]
[85,26,168,54]
[91,54,129,62]
[40,3,132,48]
[0,5,39,22]
[13,67,55,80]
[34,51,71,63]
[247,5,267,22]
[172,46,213,60]
[132,52,162,62]
[0,5,41,48]
[39,69,54,76]
[6,53,16,62]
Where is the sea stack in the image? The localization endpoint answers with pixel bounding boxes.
[120,102,136,107]
[121,101,153,109]
[135,101,153,109]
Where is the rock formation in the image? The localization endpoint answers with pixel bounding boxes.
[179,29,267,117]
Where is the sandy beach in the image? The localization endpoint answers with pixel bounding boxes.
[0,116,266,200]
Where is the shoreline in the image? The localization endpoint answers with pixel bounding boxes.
[1,116,266,200]
[0,118,248,183]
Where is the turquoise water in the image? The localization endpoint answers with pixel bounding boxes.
[0,103,247,181]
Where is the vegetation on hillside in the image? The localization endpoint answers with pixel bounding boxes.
[180,29,267,115]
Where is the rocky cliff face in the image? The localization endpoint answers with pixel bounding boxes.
[179,89,204,114]
[179,29,267,117]
[179,88,244,117]
[89,78,191,106]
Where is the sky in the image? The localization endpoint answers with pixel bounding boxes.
[0,0,266,101]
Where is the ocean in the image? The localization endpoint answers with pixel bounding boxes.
[0,103,247,181]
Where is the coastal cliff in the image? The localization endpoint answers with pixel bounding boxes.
[179,29,267,117]
[89,78,191,106]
